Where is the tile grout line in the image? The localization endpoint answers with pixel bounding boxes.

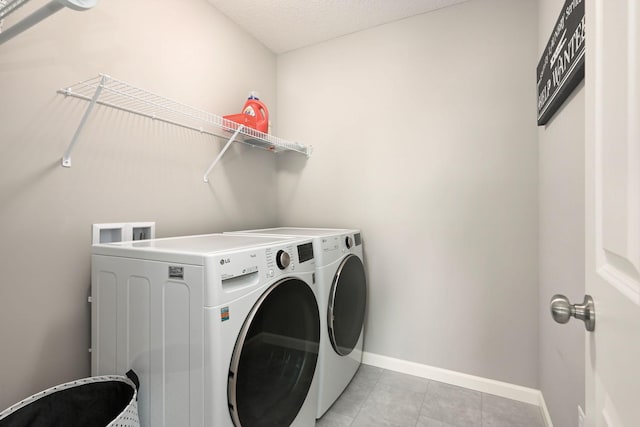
[347,367,384,427]
[480,392,484,427]
[413,378,431,427]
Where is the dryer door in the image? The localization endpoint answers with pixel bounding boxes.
[228,278,320,427]
[328,254,367,356]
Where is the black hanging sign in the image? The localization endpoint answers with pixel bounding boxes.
[537,0,585,125]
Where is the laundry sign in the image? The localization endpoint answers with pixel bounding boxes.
[537,0,585,125]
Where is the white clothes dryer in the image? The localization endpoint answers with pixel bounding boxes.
[91,233,320,427]
[225,228,367,418]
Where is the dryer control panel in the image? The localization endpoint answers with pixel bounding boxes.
[316,232,363,266]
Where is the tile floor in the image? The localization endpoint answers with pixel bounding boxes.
[315,365,546,427]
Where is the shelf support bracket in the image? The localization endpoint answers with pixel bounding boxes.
[61,74,107,167]
[203,125,244,183]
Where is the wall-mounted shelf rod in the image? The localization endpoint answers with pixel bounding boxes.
[0,0,97,45]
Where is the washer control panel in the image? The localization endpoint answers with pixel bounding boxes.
[265,245,293,276]
[208,238,315,306]
[263,241,314,277]
[218,251,260,281]
[217,239,316,285]
[297,242,314,263]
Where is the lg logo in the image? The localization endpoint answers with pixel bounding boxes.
[219,258,231,265]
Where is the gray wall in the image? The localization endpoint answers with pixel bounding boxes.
[0,0,278,410]
[276,0,540,387]
[537,1,586,426]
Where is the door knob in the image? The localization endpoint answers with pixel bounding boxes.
[550,294,595,331]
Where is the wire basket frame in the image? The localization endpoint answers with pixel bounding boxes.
[0,373,140,427]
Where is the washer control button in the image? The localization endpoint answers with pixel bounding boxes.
[276,250,291,270]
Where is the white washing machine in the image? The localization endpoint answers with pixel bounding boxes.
[91,233,320,427]
[225,228,367,418]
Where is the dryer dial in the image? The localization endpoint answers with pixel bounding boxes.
[345,236,354,249]
[276,250,291,270]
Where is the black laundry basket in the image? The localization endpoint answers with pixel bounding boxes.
[0,370,140,427]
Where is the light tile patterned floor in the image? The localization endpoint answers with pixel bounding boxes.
[316,365,545,427]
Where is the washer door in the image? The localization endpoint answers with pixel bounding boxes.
[328,254,367,356]
[228,278,320,427]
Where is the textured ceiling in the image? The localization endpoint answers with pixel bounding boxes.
[207,0,469,54]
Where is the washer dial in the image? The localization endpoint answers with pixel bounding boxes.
[276,250,291,270]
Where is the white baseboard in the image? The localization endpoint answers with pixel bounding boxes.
[362,351,554,427]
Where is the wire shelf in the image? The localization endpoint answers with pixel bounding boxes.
[0,0,33,21]
[0,0,97,45]
[58,74,312,179]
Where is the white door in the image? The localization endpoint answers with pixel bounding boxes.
[585,0,640,425]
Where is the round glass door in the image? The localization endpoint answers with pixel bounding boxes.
[328,254,367,356]
[228,278,320,427]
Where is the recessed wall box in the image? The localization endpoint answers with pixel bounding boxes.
[92,222,156,244]
[93,223,126,244]
[131,222,155,241]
